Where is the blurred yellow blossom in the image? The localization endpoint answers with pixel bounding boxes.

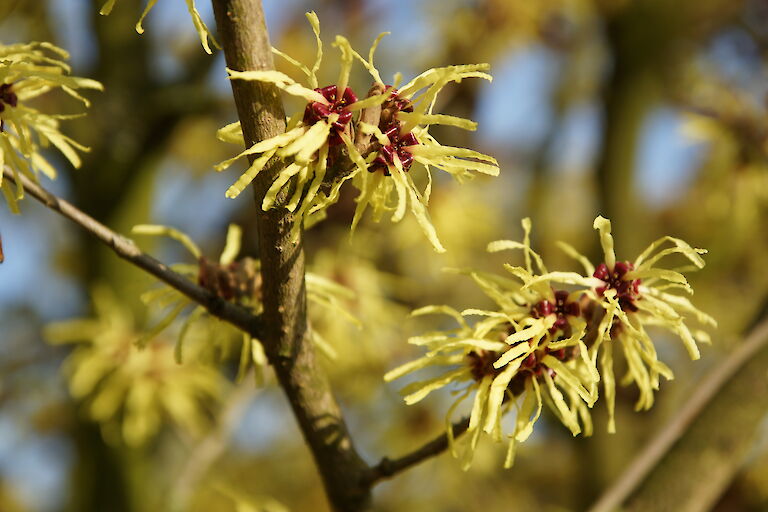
[131,222,359,381]
[0,41,102,213]
[386,215,715,466]
[45,286,226,446]
[215,12,498,252]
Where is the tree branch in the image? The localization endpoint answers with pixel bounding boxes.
[210,2,371,511]
[364,417,470,485]
[2,168,263,339]
[589,315,768,512]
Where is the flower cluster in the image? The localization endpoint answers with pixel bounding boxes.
[386,216,715,467]
[216,12,498,252]
[45,286,226,446]
[99,0,218,54]
[131,222,359,381]
[0,42,102,213]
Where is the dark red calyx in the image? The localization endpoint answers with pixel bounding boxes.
[383,85,414,113]
[0,83,18,108]
[534,300,554,318]
[521,352,538,369]
[518,349,558,379]
[532,365,556,379]
[0,83,18,133]
[547,348,566,360]
[467,350,501,381]
[197,257,260,302]
[555,290,581,317]
[369,123,420,175]
[532,289,581,334]
[302,84,358,146]
[507,343,567,389]
[545,343,580,363]
[593,261,641,312]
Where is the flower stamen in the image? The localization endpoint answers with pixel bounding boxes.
[532,289,581,333]
[303,84,358,145]
[370,124,419,175]
[0,83,18,132]
[594,261,641,312]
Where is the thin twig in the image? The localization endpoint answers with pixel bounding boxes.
[588,316,768,512]
[364,417,470,485]
[2,168,263,339]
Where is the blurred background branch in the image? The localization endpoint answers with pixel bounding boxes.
[591,308,768,512]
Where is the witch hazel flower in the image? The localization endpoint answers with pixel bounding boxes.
[0,42,102,213]
[215,13,378,237]
[387,215,715,466]
[349,42,499,252]
[385,219,597,469]
[216,14,499,251]
[516,216,716,432]
[586,216,716,431]
[131,222,359,377]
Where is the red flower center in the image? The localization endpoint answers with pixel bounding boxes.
[593,261,641,312]
[467,350,501,381]
[370,123,419,175]
[0,83,18,132]
[382,86,414,115]
[367,86,419,175]
[302,84,357,146]
[532,290,581,333]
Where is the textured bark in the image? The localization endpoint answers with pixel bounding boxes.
[210,2,372,510]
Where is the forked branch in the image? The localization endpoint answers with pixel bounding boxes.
[2,168,263,338]
[365,417,470,485]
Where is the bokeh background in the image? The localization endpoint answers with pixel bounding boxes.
[2,0,768,510]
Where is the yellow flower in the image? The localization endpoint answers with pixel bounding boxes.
[45,286,226,446]
[0,41,102,213]
[385,219,597,469]
[131,222,359,381]
[215,13,366,233]
[98,0,218,54]
[386,215,715,463]
[513,216,716,432]
[587,216,715,430]
[215,12,499,252]
[351,48,498,252]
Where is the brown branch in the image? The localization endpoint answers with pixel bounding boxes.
[589,315,768,512]
[2,168,263,339]
[210,2,371,511]
[364,417,470,485]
